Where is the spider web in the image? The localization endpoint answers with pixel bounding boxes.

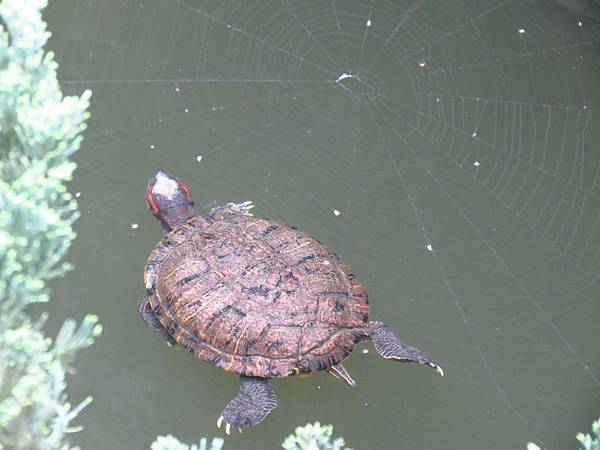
[45,1,600,449]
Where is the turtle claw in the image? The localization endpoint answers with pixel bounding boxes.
[217,416,236,435]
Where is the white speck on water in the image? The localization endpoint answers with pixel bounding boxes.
[474,160,480,167]
[131,223,139,229]
[426,244,433,252]
[436,97,440,103]
[578,21,583,27]
[196,155,203,162]
[184,108,189,113]
[362,348,369,354]
[175,87,180,92]
[87,210,91,214]
[75,192,81,198]
[227,24,231,29]
[363,402,369,407]
[418,60,427,68]
[366,19,372,27]
[336,72,353,83]
[316,385,321,389]
[471,132,477,138]
[518,28,526,34]
[333,209,341,216]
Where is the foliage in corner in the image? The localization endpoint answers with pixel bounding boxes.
[0,0,100,448]
[151,435,224,450]
[527,416,600,450]
[152,422,353,450]
[282,422,353,450]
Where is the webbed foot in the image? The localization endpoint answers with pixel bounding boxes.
[211,201,255,216]
[217,376,277,433]
[368,321,443,376]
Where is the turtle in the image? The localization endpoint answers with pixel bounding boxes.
[138,169,443,433]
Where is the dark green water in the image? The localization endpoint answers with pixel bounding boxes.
[44,1,599,449]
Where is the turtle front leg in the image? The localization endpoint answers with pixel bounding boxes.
[211,201,255,216]
[218,376,277,433]
[368,321,443,376]
[137,295,176,346]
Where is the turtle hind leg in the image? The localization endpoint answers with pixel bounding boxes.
[368,321,443,376]
[137,295,176,346]
[218,376,277,433]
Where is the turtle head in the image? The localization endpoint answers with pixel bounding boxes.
[146,169,195,233]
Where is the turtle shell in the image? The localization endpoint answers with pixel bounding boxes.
[144,211,369,379]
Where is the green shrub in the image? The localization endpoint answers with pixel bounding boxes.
[152,422,352,450]
[528,416,600,450]
[0,0,99,448]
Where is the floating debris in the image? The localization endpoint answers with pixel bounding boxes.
[366,19,372,27]
[196,155,203,162]
[426,244,433,252]
[332,209,341,216]
[474,160,480,167]
[131,223,139,229]
[362,348,369,354]
[75,192,81,198]
[518,28,526,34]
[336,72,353,83]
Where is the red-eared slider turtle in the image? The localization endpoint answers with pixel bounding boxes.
[138,170,443,432]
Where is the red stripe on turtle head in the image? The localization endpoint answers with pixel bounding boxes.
[177,179,192,202]
[146,186,159,214]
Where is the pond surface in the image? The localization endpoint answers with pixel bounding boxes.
[44,1,599,449]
